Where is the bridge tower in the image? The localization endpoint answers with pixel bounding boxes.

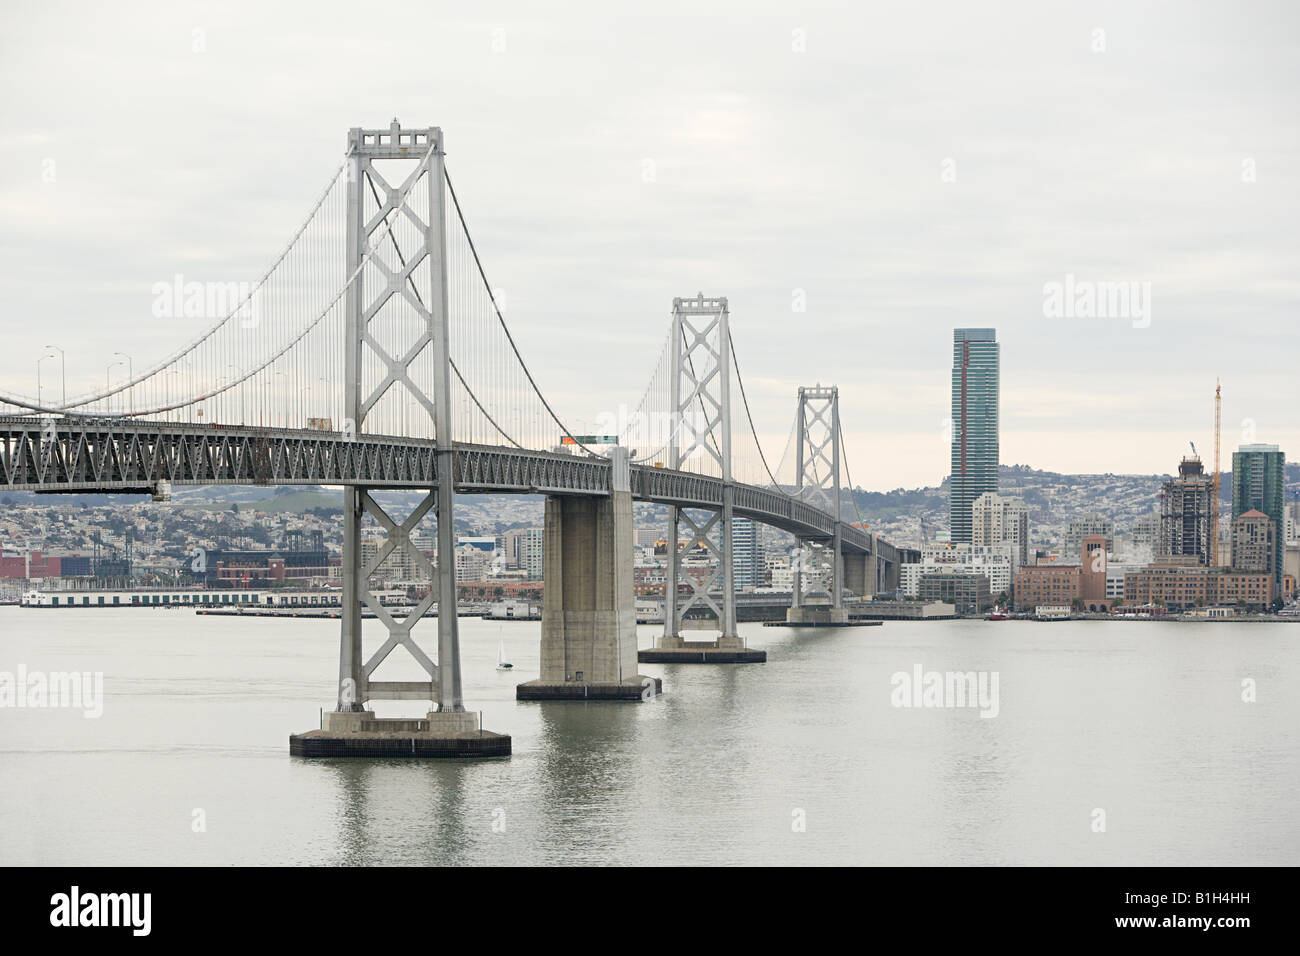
[787,385,853,625]
[640,294,764,663]
[296,120,508,756]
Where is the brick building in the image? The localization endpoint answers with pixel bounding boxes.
[1123,563,1273,612]
[1014,564,1082,612]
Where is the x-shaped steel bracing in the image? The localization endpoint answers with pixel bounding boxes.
[357,491,439,690]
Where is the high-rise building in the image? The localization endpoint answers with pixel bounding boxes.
[1064,514,1115,563]
[361,536,422,582]
[500,528,528,569]
[1129,513,1160,551]
[454,544,493,582]
[1231,511,1276,577]
[971,492,1028,566]
[516,528,544,580]
[731,517,762,590]
[949,329,999,543]
[1160,456,1213,566]
[1232,444,1285,593]
[1285,501,1300,544]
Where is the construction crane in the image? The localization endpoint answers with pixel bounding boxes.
[1211,380,1222,567]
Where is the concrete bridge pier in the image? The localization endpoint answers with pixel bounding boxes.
[518,448,662,700]
[843,550,875,600]
[878,550,900,594]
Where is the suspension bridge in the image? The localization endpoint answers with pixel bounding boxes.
[0,121,901,757]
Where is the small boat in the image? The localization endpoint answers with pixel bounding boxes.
[985,606,1011,621]
[496,638,513,670]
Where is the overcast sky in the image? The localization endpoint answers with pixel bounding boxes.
[1,0,1296,489]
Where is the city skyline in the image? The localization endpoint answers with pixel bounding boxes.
[3,2,1298,489]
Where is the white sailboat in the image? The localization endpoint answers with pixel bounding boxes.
[496,638,513,670]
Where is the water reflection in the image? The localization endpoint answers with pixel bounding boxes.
[321,756,477,866]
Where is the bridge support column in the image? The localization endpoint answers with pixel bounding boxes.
[791,537,803,610]
[518,448,662,699]
[879,552,900,593]
[718,485,740,645]
[843,550,873,600]
[832,524,843,609]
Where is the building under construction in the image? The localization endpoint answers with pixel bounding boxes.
[1160,455,1214,565]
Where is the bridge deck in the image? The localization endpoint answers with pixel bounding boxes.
[0,417,892,559]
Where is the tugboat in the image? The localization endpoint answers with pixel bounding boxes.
[985,605,1011,621]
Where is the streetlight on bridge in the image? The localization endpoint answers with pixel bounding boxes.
[36,352,54,410]
[43,345,65,410]
[106,360,125,415]
[114,352,133,415]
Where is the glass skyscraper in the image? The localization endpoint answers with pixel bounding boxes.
[949,328,999,543]
[1232,443,1285,593]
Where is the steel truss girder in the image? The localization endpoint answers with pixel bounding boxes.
[0,421,438,490]
[0,416,891,560]
[0,416,887,557]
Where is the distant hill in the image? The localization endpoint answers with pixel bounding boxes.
[2,463,1295,547]
[849,462,1300,549]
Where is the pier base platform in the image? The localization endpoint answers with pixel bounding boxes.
[290,711,511,758]
[516,676,662,701]
[639,635,765,663]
